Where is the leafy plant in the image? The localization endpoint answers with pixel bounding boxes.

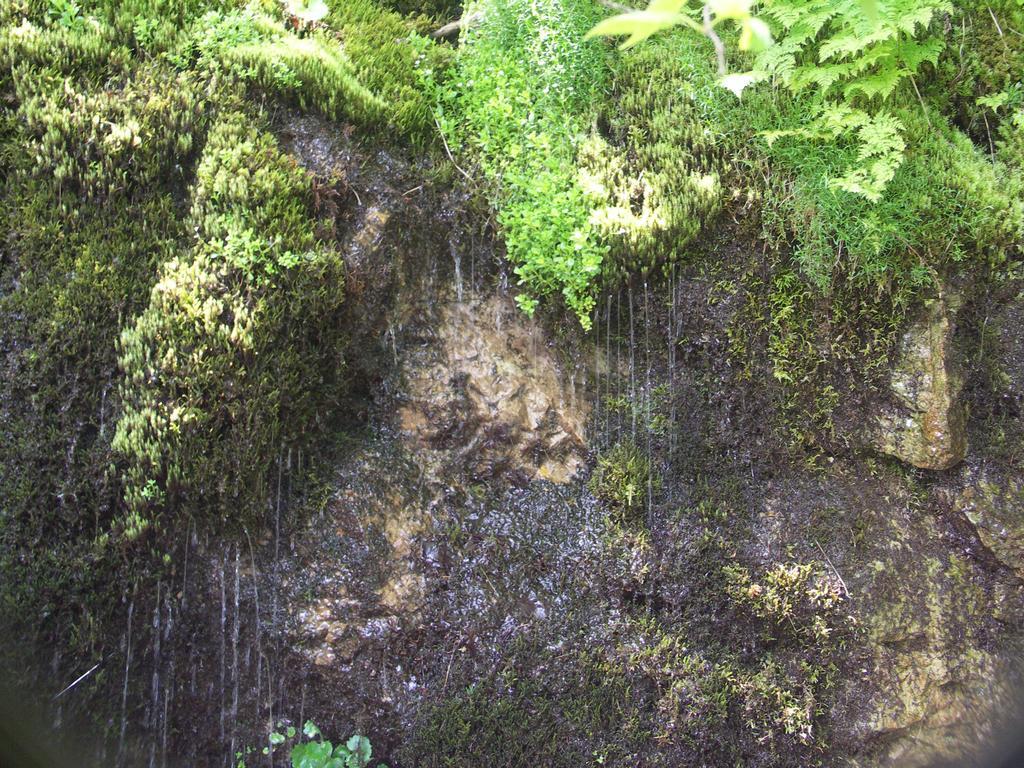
[756,0,949,199]
[443,0,607,326]
[47,0,84,30]
[588,0,951,199]
[586,0,771,82]
[262,721,383,768]
[589,441,657,525]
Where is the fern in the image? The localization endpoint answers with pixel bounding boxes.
[590,0,952,198]
[753,0,949,199]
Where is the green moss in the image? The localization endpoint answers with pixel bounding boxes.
[580,32,727,284]
[403,631,644,768]
[933,0,1024,144]
[14,59,206,203]
[589,441,656,526]
[325,0,451,140]
[113,111,347,537]
[184,8,391,130]
[0,13,131,80]
[0,174,186,655]
[724,561,846,646]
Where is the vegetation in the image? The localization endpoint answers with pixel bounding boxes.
[0,0,442,702]
[437,0,608,325]
[579,33,726,283]
[405,524,851,766]
[251,721,381,768]
[113,108,348,537]
[588,441,656,524]
[0,0,1022,764]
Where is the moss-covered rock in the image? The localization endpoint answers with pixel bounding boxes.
[953,472,1024,576]
[113,111,347,536]
[579,32,726,284]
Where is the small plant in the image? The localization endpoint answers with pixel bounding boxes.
[132,16,159,51]
[589,441,656,525]
[261,721,383,768]
[723,561,845,643]
[47,0,84,30]
[445,0,608,326]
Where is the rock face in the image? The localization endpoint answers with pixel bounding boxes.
[400,294,588,483]
[953,471,1024,577]
[873,296,967,470]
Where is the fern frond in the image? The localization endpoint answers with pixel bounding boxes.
[842,67,905,100]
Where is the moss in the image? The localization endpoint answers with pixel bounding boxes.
[113,110,347,537]
[933,0,1024,144]
[403,629,648,768]
[325,0,451,140]
[0,13,132,80]
[14,60,207,203]
[405,504,851,766]
[579,32,727,284]
[589,441,656,526]
[724,562,847,646]
[185,8,390,130]
[0,176,186,661]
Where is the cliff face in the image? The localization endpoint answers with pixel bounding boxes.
[1,2,1024,767]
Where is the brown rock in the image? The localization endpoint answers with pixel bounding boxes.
[873,295,967,470]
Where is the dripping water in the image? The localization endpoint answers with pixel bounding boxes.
[628,283,636,440]
[644,281,653,522]
[452,236,463,302]
[149,579,161,768]
[230,547,241,765]
[219,552,226,745]
[118,596,135,768]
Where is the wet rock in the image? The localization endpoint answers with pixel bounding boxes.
[873,295,967,470]
[854,522,1015,768]
[400,294,588,483]
[953,470,1024,577]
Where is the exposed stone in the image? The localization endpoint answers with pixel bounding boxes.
[953,470,1024,577]
[873,295,967,470]
[400,294,588,483]
[862,559,1005,768]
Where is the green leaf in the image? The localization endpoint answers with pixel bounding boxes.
[978,92,1010,111]
[303,721,322,739]
[709,0,752,21]
[585,9,691,49]
[291,741,334,768]
[345,735,372,767]
[270,732,286,746]
[739,17,772,51]
[893,37,943,71]
[843,68,905,100]
[857,0,880,24]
